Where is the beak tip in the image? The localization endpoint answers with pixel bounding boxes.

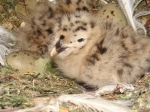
[50,53,54,57]
[50,47,58,57]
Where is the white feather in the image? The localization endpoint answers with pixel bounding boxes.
[118,0,136,32]
[117,0,150,34]
[58,94,132,112]
[134,18,147,34]
[134,11,150,19]
[0,26,16,65]
[14,94,133,112]
[132,0,142,11]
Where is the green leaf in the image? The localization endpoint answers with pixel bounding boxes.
[34,58,56,78]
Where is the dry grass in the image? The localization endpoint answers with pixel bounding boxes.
[0,0,150,111]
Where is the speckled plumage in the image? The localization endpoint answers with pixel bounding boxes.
[51,11,150,87]
[17,0,150,88]
[16,0,92,57]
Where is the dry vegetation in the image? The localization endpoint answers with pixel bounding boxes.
[0,0,150,112]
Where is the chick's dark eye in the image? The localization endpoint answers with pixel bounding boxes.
[60,35,65,40]
[77,38,84,42]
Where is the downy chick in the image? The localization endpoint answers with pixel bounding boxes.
[16,0,92,57]
[50,11,150,87]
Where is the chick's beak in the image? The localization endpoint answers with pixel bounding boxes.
[50,47,58,57]
[50,40,61,57]
[50,40,68,57]
[50,46,68,57]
